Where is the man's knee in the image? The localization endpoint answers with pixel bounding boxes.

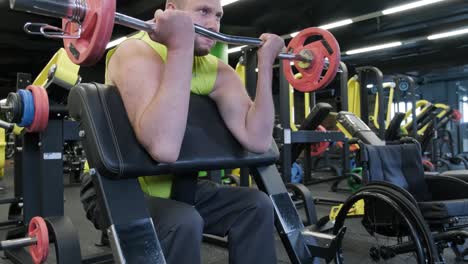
[156,205,204,264]
[244,189,274,220]
[171,206,204,238]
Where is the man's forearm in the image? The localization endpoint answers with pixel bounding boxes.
[245,60,275,152]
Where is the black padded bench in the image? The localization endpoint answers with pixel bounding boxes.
[336,111,384,145]
[291,102,332,162]
[68,83,344,264]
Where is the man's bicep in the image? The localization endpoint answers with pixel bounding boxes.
[108,41,164,129]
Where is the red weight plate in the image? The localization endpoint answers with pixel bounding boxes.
[36,86,50,132]
[63,0,116,66]
[310,125,330,157]
[25,86,39,132]
[26,85,49,133]
[452,109,462,122]
[422,159,435,172]
[25,86,40,132]
[28,217,49,264]
[283,27,340,92]
[336,141,359,152]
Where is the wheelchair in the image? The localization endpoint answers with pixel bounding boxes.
[333,112,468,263]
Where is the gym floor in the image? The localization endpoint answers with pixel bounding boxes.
[0,162,461,264]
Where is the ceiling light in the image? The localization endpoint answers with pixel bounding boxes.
[221,0,240,6]
[106,37,127,49]
[318,19,354,30]
[427,27,468,40]
[366,82,396,89]
[227,45,246,54]
[289,31,300,38]
[346,42,403,55]
[289,19,353,38]
[382,0,447,15]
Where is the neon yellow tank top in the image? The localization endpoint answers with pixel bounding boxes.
[105,31,219,198]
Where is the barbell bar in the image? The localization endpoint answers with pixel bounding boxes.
[13,0,310,63]
[11,0,341,92]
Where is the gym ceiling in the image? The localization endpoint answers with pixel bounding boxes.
[0,0,467,88]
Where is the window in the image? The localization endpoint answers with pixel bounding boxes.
[391,101,418,125]
[460,96,468,123]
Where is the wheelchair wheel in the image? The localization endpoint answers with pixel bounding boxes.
[333,186,438,263]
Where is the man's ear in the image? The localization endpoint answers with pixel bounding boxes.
[166,2,177,10]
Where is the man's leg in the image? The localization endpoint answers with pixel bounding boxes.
[195,180,276,264]
[146,196,204,264]
[80,172,204,263]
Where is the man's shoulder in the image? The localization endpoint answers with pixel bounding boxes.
[213,57,235,75]
[110,38,165,63]
[105,38,165,84]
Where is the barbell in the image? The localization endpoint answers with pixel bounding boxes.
[11,0,341,92]
[0,216,49,264]
[0,85,50,133]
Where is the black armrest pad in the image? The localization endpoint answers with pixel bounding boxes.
[425,175,468,200]
[68,83,279,179]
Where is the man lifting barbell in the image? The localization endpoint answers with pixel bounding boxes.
[10,0,341,262]
[93,0,282,263]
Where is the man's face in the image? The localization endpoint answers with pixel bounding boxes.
[181,0,223,56]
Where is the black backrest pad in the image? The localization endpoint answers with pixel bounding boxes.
[68,83,279,179]
[365,144,431,202]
